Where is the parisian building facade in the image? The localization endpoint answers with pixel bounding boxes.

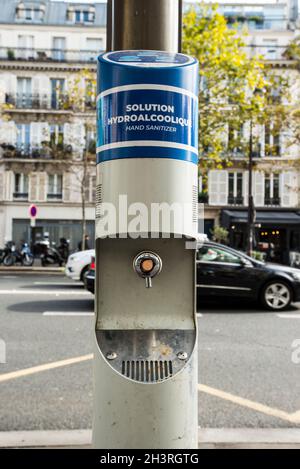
[0,0,300,263]
[0,0,106,251]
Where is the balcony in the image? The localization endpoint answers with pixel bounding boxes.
[264,198,281,206]
[1,143,73,160]
[228,196,244,206]
[5,93,96,112]
[13,192,29,200]
[0,47,101,63]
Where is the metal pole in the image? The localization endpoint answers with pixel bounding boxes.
[107,0,182,52]
[247,119,254,256]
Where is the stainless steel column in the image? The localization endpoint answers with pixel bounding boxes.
[106,0,182,52]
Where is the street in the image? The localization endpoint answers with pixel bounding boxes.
[0,273,300,431]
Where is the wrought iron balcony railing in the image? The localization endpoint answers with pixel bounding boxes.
[0,47,101,63]
[227,196,244,206]
[1,143,73,159]
[5,93,96,111]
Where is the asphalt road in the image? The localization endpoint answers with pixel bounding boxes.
[0,273,300,431]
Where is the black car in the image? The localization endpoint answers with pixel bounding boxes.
[197,241,300,311]
[83,242,300,311]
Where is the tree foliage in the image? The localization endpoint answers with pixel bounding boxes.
[182,5,288,175]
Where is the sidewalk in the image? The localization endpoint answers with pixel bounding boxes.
[0,258,64,274]
[1,429,300,449]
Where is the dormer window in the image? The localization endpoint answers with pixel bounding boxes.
[75,10,95,23]
[16,2,45,22]
[67,6,95,24]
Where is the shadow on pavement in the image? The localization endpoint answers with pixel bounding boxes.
[7,299,94,314]
[197,297,299,313]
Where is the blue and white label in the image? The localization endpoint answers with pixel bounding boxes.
[97,85,198,164]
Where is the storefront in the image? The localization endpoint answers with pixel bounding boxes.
[221,209,300,265]
[12,219,95,252]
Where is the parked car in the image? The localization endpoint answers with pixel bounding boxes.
[83,256,95,294]
[197,241,300,311]
[83,241,300,311]
[65,249,95,281]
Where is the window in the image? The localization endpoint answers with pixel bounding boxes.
[50,125,64,147]
[16,124,31,154]
[48,174,63,200]
[264,174,280,206]
[197,245,242,265]
[16,4,44,22]
[17,78,32,108]
[18,35,34,59]
[228,124,243,155]
[85,175,96,203]
[228,172,243,205]
[52,37,66,61]
[85,79,96,109]
[51,79,65,109]
[14,173,29,199]
[85,38,104,61]
[263,39,278,60]
[264,122,281,156]
[74,10,94,23]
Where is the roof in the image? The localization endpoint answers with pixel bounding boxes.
[0,0,106,26]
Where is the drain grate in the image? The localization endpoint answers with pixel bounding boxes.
[121,360,173,382]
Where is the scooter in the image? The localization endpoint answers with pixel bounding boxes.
[2,242,34,266]
[38,240,65,267]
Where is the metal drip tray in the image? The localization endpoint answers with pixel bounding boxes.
[96,329,196,383]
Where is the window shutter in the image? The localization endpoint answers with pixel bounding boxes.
[40,122,50,142]
[31,122,40,147]
[253,171,265,207]
[29,172,38,201]
[198,175,203,193]
[63,123,73,146]
[280,171,298,207]
[208,170,228,206]
[63,172,72,202]
[0,121,16,146]
[243,171,248,205]
[38,172,47,202]
[0,171,4,201]
[73,122,85,149]
[4,171,13,201]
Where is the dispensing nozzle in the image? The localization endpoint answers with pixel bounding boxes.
[133,251,162,288]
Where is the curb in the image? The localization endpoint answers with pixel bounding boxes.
[1,428,300,449]
[0,267,64,274]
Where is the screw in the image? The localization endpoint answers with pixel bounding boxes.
[177,351,188,360]
[106,352,117,360]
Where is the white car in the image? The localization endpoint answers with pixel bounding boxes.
[65,249,95,281]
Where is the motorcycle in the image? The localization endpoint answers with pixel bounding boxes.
[38,240,65,267]
[3,242,34,267]
[0,242,12,264]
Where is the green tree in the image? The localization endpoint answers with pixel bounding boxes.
[182,6,288,186]
[61,69,97,251]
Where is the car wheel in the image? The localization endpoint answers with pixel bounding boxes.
[80,266,89,282]
[261,281,292,311]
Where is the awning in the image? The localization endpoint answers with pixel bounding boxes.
[221,210,300,226]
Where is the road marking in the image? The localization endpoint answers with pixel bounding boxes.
[1,276,18,279]
[277,313,300,319]
[1,353,299,425]
[0,290,91,296]
[34,282,76,286]
[43,312,94,317]
[0,354,93,383]
[196,313,203,317]
[198,383,300,424]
